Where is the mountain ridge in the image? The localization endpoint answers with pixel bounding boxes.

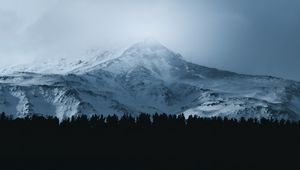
[0,40,300,121]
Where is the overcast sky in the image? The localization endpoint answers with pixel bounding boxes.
[0,0,299,81]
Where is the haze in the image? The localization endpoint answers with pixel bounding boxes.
[0,0,300,81]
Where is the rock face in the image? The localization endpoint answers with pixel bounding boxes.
[1,39,300,120]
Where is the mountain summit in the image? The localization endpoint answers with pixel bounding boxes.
[98,40,185,81]
[130,38,167,49]
[0,40,300,120]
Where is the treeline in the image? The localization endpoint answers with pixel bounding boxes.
[0,112,299,129]
[0,112,300,170]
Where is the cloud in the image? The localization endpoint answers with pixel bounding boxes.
[0,0,299,81]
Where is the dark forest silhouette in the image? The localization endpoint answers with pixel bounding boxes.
[0,112,300,170]
[1,112,298,129]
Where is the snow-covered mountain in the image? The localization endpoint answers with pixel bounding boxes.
[1,39,300,121]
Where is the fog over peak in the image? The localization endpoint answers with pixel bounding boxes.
[0,0,300,81]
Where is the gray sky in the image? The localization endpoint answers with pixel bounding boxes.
[0,0,300,81]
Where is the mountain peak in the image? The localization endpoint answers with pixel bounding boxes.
[119,39,182,63]
[127,38,168,52]
[116,39,184,67]
[96,38,186,79]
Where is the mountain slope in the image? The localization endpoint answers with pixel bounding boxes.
[0,39,300,120]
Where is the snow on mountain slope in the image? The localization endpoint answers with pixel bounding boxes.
[0,39,300,121]
[0,47,123,75]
